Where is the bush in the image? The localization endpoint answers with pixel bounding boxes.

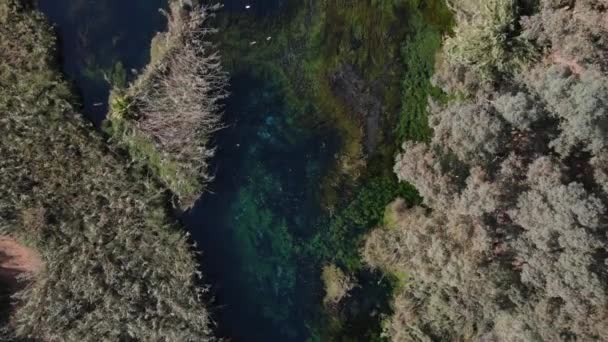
[443,0,534,80]
[321,264,355,306]
[109,2,228,209]
[369,1,608,340]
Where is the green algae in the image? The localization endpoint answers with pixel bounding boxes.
[196,1,453,340]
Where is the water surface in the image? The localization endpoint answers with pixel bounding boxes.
[38,0,167,125]
[186,72,338,341]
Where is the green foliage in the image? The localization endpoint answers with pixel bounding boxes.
[0,1,213,339]
[308,175,420,272]
[396,13,447,143]
[444,0,535,80]
[108,91,132,119]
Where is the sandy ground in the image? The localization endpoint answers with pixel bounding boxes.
[0,236,42,288]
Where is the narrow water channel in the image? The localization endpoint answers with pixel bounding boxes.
[186,73,338,341]
[39,1,339,341]
[187,1,341,339]
[38,0,167,126]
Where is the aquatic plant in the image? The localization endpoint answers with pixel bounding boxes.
[396,14,446,143]
[231,184,296,326]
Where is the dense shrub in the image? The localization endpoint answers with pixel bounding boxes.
[321,264,355,306]
[0,1,213,340]
[443,0,534,80]
[366,0,608,340]
[526,65,608,156]
[108,1,228,209]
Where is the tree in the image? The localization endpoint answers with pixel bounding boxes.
[494,91,545,130]
[394,142,459,208]
[525,65,608,156]
[367,1,608,340]
[430,98,508,164]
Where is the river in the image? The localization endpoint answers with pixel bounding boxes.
[39,1,339,340]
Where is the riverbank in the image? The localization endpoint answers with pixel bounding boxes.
[0,1,214,339]
[4,0,454,340]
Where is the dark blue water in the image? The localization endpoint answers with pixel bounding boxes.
[38,0,167,126]
[186,73,338,341]
[186,3,339,340]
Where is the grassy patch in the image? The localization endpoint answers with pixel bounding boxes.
[396,13,447,142]
[105,111,200,207]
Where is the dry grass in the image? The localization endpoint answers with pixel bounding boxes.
[109,2,228,209]
[0,1,214,339]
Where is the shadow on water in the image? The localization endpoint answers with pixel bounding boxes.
[37,0,167,126]
[185,72,339,341]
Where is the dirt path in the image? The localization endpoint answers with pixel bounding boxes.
[0,236,42,288]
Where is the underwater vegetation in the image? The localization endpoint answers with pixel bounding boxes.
[206,0,453,340]
[186,72,339,341]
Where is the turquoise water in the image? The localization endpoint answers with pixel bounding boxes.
[186,73,338,341]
